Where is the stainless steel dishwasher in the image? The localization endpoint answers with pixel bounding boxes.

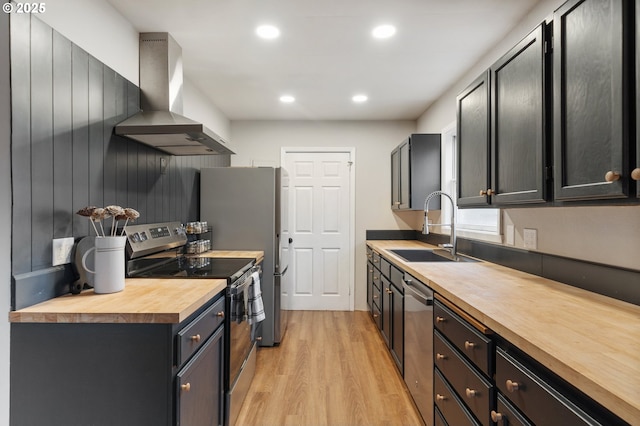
[403,272,434,425]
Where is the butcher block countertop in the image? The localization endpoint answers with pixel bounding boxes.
[9,250,264,325]
[367,240,640,425]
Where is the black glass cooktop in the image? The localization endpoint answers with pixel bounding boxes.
[128,256,254,281]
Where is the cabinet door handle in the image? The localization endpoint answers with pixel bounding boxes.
[491,411,503,422]
[465,388,477,398]
[217,311,225,318]
[190,334,201,343]
[464,340,476,350]
[479,189,487,196]
[373,313,379,319]
[181,383,191,392]
[385,287,392,294]
[631,168,640,181]
[373,295,378,299]
[506,379,520,392]
[393,201,401,205]
[487,188,495,196]
[435,394,446,401]
[605,171,621,182]
[435,316,446,323]
[435,353,447,360]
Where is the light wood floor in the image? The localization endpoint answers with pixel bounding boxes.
[235,311,424,426]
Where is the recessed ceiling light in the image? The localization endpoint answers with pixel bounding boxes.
[352,94,368,103]
[256,25,280,39]
[280,95,295,103]
[372,24,396,39]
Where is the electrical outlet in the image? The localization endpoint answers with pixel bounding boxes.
[523,228,537,250]
[52,237,75,266]
[506,225,515,246]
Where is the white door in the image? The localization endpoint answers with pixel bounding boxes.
[283,149,354,310]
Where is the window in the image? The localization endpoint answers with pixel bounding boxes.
[441,122,502,243]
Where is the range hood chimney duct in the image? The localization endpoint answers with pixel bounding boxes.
[115,33,233,156]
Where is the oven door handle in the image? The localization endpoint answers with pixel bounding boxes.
[230,275,253,295]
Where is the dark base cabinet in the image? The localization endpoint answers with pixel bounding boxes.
[10,294,225,426]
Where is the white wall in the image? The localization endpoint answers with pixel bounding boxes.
[415,0,640,272]
[231,120,416,310]
[37,0,231,139]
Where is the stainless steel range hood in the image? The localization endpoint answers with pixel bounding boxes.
[115,33,233,155]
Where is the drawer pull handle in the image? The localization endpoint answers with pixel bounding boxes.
[435,316,446,323]
[465,388,477,398]
[217,311,225,318]
[181,383,191,392]
[605,171,621,182]
[435,353,447,360]
[506,379,520,392]
[374,259,379,264]
[256,336,263,341]
[464,341,476,350]
[491,411,503,422]
[385,288,392,294]
[190,334,201,343]
[435,394,446,401]
[373,295,378,299]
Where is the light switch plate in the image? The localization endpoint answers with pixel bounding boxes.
[52,237,75,266]
[506,225,515,246]
[523,228,537,250]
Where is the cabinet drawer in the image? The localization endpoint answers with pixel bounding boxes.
[434,299,493,377]
[492,393,531,426]
[372,274,381,309]
[435,369,481,426]
[389,264,404,290]
[496,347,601,426]
[177,296,225,366]
[372,303,381,330]
[379,257,391,278]
[435,330,493,426]
[372,252,381,269]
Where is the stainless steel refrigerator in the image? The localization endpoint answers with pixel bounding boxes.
[200,167,291,346]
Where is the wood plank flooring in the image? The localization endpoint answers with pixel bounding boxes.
[235,311,424,426]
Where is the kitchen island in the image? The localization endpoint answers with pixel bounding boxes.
[368,240,639,425]
[9,250,263,426]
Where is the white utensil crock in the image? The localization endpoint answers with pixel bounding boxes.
[81,236,127,294]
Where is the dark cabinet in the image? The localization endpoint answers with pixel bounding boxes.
[458,23,550,208]
[391,134,441,210]
[457,72,491,207]
[10,294,226,426]
[635,0,640,197]
[176,326,224,426]
[553,0,633,201]
[490,23,551,205]
[365,247,404,374]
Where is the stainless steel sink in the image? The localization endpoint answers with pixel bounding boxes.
[389,248,478,263]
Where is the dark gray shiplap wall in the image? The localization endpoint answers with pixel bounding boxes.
[10,14,229,278]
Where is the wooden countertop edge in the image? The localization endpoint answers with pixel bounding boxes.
[367,240,640,424]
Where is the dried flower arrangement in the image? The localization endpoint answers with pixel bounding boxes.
[76,205,140,236]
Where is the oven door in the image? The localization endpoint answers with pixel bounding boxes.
[228,272,254,386]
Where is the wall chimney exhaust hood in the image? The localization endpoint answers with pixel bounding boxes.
[115,33,233,155]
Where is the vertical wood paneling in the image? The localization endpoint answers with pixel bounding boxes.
[30,18,53,269]
[88,56,104,214]
[11,13,32,274]
[102,66,117,206]
[11,15,231,279]
[71,44,90,236]
[115,74,128,209]
[52,32,73,239]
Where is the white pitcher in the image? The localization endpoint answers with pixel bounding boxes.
[81,236,127,294]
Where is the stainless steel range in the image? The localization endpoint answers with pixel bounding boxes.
[124,221,261,426]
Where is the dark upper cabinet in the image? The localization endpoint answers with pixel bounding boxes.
[553,0,632,201]
[490,23,551,205]
[457,72,491,207]
[458,24,550,209]
[391,133,441,210]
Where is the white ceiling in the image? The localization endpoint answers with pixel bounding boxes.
[106,0,541,121]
